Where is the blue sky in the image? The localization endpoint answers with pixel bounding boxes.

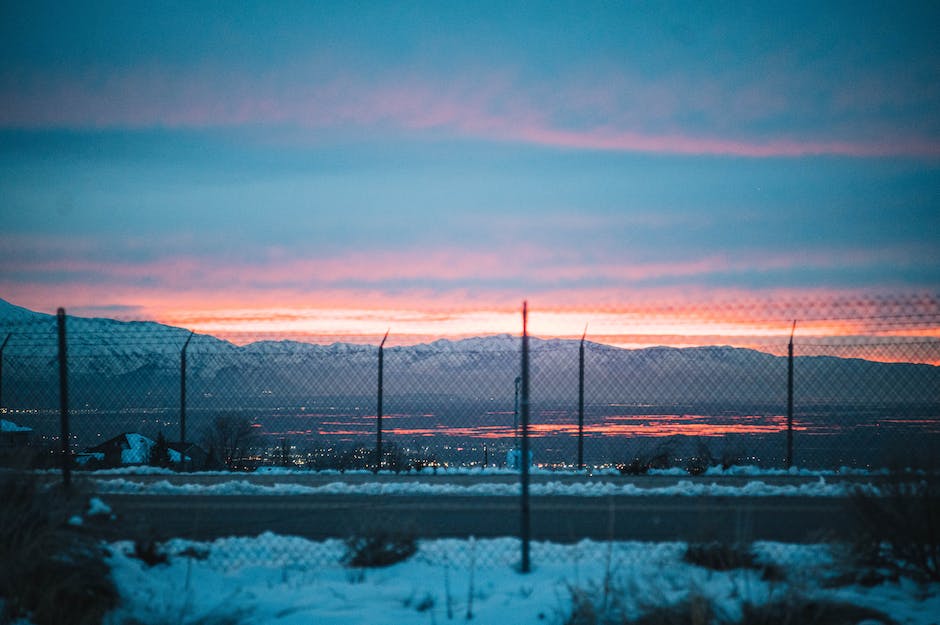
[1,1,938,341]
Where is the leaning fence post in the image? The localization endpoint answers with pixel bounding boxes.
[520,301,531,573]
[180,331,194,453]
[578,325,587,471]
[57,308,71,490]
[375,330,389,473]
[786,320,796,470]
[0,333,10,412]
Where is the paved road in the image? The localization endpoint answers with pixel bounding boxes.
[92,493,859,544]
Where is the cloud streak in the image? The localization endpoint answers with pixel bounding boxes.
[3,64,938,158]
[3,234,931,296]
[3,231,937,339]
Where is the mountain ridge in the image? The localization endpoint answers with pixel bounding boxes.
[1,297,937,409]
[0,297,763,358]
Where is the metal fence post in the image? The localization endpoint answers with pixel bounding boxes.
[520,302,531,573]
[57,308,71,490]
[786,320,796,470]
[0,333,10,412]
[180,331,194,450]
[375,330,388,473]
[578,326,586,471]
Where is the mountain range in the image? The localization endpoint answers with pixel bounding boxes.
[1,298,937,410]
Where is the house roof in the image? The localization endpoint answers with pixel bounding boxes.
[87,432,188,464]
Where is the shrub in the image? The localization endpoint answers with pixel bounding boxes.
[633,593,715,625]
[561,582,628,625]
[683,542,784,581]
[617,457,650,476]
[647,449,674,471]
[409,454,439,472]
[685,456,711,476]
[562,586,714,625]
[147,432,172,468]
[738,596,895,625]
[378,442,409,473]
[131,537,169,567]
[0,474,117,625]
[685,442,715,476]
[850,467,940,582]
[563,588,894,625]
[563,585,605,625]
[200,416,256,471]
[685,541,757,570]
[342,529,417,568]
[718,446,745,470]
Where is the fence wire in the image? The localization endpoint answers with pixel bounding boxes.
[4,314,937,473]
[1,298,938,572]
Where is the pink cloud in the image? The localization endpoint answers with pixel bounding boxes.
[6,236,922,298]
[3,64,938,158]
[504,126,940,158]
[3,232,935,331]
[4,236,937,355]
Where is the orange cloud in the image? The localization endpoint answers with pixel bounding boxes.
[3,235,937,364]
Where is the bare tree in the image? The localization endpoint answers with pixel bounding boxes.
[147,432,172,468]
[201,416,255,471]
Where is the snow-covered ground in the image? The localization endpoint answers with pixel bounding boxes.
[78,461,890,498]
[77,463,890,478]
[103,534,938,625]
[91,476,875,497]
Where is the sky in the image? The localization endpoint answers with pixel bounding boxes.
[1,1,939,350]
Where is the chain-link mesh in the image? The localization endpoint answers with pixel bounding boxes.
[1,296,938,573]
[2,304,938,474]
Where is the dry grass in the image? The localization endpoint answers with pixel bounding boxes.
[0,472,117,625]
[738,595,894,625]
[342,528,418,568]
[684,542,785,581]
[850,466,940,582]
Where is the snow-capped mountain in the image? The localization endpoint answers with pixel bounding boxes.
[0,299,46,323]
[1,298,937,409]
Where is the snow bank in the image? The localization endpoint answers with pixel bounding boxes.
[0,418,31,432]
[78,463,891,478]
[700,464,889,477]
[104,534,940,625]
[87,496,112,516]
[81,465,178,475]
[92,476,875,497]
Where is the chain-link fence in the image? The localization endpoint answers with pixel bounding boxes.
[1,297,938,575]
[3,302,937,474]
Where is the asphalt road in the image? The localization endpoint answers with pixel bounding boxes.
[92,493,859,544]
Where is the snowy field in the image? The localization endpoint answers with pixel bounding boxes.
[8,468,936,625]
[103,534,938,625]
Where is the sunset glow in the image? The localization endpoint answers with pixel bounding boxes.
[257,413,812,442]
[1,2,937,366]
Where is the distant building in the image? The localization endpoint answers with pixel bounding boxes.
[80,432,188,467]
[0,419,31,447]
[167,441,209,470]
